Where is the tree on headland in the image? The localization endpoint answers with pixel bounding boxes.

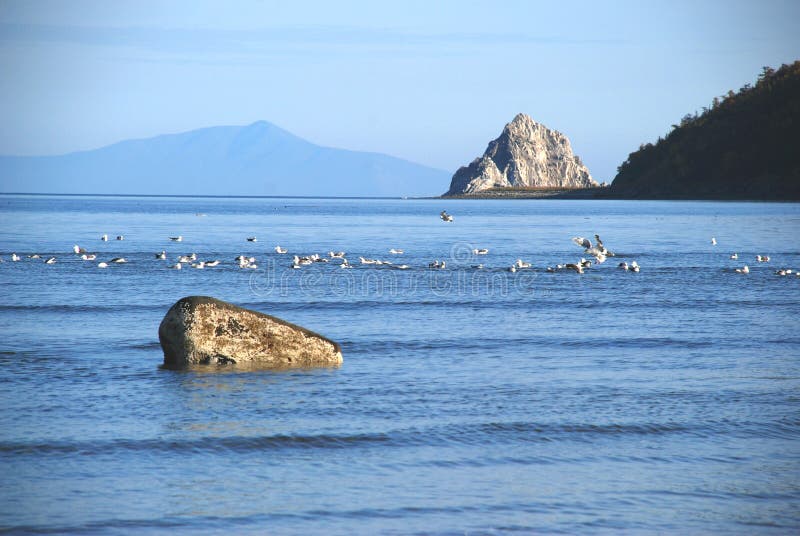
[610,61,800,200]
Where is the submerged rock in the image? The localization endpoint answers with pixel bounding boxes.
[445,113,596,195]
[159,296,342,368]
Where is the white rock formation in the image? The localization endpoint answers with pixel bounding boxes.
[446,113,596,195]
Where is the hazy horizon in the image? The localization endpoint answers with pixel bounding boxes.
[1,0,798,183]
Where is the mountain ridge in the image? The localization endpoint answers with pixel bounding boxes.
[0,121,449,197]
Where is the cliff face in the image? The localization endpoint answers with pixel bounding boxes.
[609,62,800,200]
[445,114,596,195]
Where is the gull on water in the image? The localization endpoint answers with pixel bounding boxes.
[168,262,181,270]
[564,263,584,274]
[730,253,738,260]
[11,253,20,262]
[28,254,40,259]
[756,255,770,262]
[515,259,532,269]
[735,265,749,274]
[73,245,87,254]
[275,246,288,254]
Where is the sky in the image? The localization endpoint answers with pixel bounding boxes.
[0,0,798,182]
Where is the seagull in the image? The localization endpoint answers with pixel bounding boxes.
[360,257,378,265]
[11,253,20,262]
[711,237,717,245]
[101,234,108,241]
[630,261,640,272]
[169,236,183,242]
[440,210,454,222]
[81,254,97,261]
[178,255,194,263]
[246,237,257,242]
[389,249,404,255]
[28,254,40,259]
[168,262,181,270]
[735,265,749,274]
[594,234,614,256]
[756,255,770,262]
[110,257,127,263]
[97,262,108,268]
[116,235,124,241]
[473,248,489,255]
[730,253,738,260]
[340,258,353,269]
[155,251,166,260]
[515,259,531,269]
[275,246,288,254]
[565,263,584,274]
[44,257,56,264]
[73,245,87,254]
[572,236,592,249]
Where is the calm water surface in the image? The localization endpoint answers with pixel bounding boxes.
[0,195,799,534]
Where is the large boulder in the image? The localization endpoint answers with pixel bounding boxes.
[159,296,342,368]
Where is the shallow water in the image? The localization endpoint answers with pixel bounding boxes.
[0,195,799,534]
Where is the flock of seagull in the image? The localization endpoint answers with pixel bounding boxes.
[3,213,796,278]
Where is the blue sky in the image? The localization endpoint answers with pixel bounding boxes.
[0,0,798,182]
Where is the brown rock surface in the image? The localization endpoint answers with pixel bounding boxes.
[159,296,342,368]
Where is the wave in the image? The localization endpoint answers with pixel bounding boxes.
[7,418,787,457]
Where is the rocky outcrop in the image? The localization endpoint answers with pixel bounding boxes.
[445,113,596,195]
[159,296,342,368]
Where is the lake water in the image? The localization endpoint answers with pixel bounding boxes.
[1,195,799,534]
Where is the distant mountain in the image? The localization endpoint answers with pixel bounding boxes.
[444,113,596,196]
[0,121,449,197]
[609,61,800,200]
